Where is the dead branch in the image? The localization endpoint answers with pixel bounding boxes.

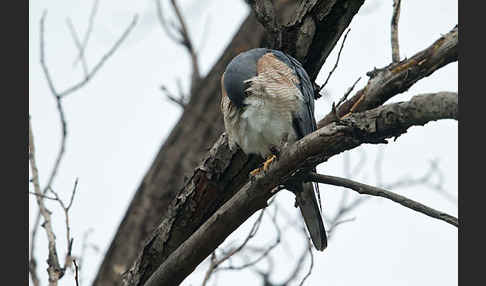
[202,198,282,285]
[269,223,312,286]
[306,173,458,227]
[155,0,201,94]
[201,208,266,286]
[319,28,351,92]
[75,228,99,286]
[29,119,64,286]
[74,259,80,286]
[29,218,41,286]
[47,178,79,270]
[31,9,136,286]
[40,11,138,99]
[336,77,361,109]
[73,0,100,68]
[141,92,458,286]
[216,203,282,272]
[319,25,458,127]
[297,238,313,286]
[66,18,89,77]
[391,0,402,63]
[39,10,137,194]
[29,192,59,201]
[242,206,313,286]
[160,85,187,108]
[39,12,69,195]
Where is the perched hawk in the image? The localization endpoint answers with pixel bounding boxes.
[220,48,327,251]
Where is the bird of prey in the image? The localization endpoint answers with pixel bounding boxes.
[220,48,327,251]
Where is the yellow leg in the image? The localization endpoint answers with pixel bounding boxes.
[250,155,277,176]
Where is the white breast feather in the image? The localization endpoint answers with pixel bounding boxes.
[224,75,303,158]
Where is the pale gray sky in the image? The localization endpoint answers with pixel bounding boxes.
[29,1,457,285]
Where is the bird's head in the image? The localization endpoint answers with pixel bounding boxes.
[221,48,270,108]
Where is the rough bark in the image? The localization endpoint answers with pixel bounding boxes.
[142,92,458,286]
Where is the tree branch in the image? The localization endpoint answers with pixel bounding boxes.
[391,0,401,62]
[29,119,64,286]
[202,205,268,286]
[141,91,457,286]
[66,18,89,77]
[306,172,457,227]
[319,25,458,127]
[32,9,136,286]
[155,0,201,94]
[73,0,100,69]
[319,28,351,92]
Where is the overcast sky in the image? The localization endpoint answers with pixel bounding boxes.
[29,1,457,285]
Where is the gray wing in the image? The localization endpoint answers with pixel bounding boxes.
[271,50,327,251]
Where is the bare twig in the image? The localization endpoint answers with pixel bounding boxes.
[350,148,367,178]
[29,119,64,285]
[306,172,458,227]
[374,145,385,187]
[40,12,69,196]
[47,178,79,270]
[327,196,367,238]
[60,15,138,97]
[160,85,187,108]
[319,28,351,92]
[29,217,41,286]
[391,0,401,63]
[380,159,457,205]
[40,11,137,193]
[29,183,42,286]
[32,9,134,285]
[298,237,314,286]
[336,77,361,109]
[155,0,201,93]
[170,0,200,85]
[29,191,59,201]
[74,259,80,286]
[76,228,99,286]
[202,198,278,285]
[217,204,282,272]
[66,18,89,77]
[73,0,100,68]
[155,0,182,43]
[201,208,266,286]
[281,227,313,286]
[41,11,138,99]
[318,26,458,128]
